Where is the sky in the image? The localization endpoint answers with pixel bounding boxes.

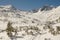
[0,0,60,10]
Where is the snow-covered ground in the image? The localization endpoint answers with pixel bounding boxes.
[0,5,60,40]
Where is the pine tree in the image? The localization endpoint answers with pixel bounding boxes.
[6,21,15,40]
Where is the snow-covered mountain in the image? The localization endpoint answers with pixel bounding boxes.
[0,5,60,40]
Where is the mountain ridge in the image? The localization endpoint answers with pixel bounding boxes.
[0,5,60,40]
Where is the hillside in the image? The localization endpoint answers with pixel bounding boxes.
[0,5,60,40]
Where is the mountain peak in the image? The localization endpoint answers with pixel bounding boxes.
[0,5,16,11]
[41,5,54,11]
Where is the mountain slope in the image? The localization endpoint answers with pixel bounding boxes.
[0,5,60,40]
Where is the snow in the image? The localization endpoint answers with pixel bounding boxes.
[0,5,60,40]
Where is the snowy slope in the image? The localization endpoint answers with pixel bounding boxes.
[0,5,60,40]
